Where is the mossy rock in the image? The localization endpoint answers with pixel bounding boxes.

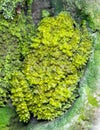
[0,0,99,129]
[75,0,100,30]
[26,32,100,130]
[10,12,92,122]
[0,13,35,107]
[23,12,91,120]
[9,30,100,130]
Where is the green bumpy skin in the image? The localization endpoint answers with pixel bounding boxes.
[22,12,92,120]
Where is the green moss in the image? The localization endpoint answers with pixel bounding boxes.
[23,12,91,120]
[0,14,34,107]
[0,106,15,130]
[0,0,33,19]
[75,0,100,30]
[0,16,21,106]
[10,12,92,122]
[10,71,34,123]
[0,88,7,107]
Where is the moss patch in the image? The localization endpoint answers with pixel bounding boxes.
[0,106,15,130]
[26,33,100,130]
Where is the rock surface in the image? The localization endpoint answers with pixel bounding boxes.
[75,0,100,30]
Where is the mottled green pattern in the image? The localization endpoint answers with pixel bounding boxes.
[21,12,91,120]
[26,33,100,130]
[0,106,15,130]
[75,0,100,30]
[0,0,99,129]
[0,14,34,106]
